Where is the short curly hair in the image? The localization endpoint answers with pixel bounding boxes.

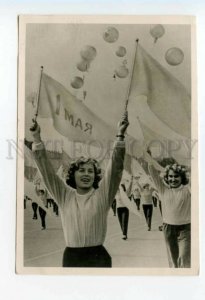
[160,163,189,185]
[66,157,102,189]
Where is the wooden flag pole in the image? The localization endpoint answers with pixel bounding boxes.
[123,39,139,113]
[33,66,44,122]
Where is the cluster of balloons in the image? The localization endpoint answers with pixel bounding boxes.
[103,26,129,79]
[115,46,129,79]
[71,45,97,98]
[71,25,184,92]
[150,24,184,66]
[114,60,129,79]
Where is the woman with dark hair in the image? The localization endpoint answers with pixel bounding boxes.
[144,151,191,268]
[66,157,102,189]
[26,112,129,268]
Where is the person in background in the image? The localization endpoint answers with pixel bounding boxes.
[53,200,59,216]
[111,199,117,216]
[152,189,158,208]
[130,187,141,210]
[46,198,52,208]
[145,150,191,268]
[152,190,163,231]
[158,199,163,231]
[24,195,32,209]
[135,180,154,231]
[45,197,58,216]
[24,195,27,209]
[31,200,38,220]
[35,184,48,230]
[115,177,133,240]
[26,112,129,267]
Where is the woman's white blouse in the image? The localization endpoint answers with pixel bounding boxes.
[149,165,191,225]
[32,141,125,247]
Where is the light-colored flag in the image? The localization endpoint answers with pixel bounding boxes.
[39,73,117,144]
[38,73,143,158]
[131,157,147,177]
[24,145,38,181]
[24,166,37,182]
[123,154,132,174]
[24,144,69,182]
[138,117,191,166]
[25,145,36,168]
[61,149,72,166]
[123,154,148,178]
[129,44,191,138]
[56,164,69,183]
[25,144,60,170]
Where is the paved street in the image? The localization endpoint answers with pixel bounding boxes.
[24,202,169,268]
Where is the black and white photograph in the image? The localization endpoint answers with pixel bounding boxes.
[16,15,198,275]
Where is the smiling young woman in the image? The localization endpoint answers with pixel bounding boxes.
[167,170,182,188]
[25,112,129,268]
[66,158,101,193]
[144,151,191,268]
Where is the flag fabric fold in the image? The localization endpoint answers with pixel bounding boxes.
[129,44,191,138]
[24,144,70,182]
[138,117,191,166]
[38,72,143,158]
[39,73,117,144]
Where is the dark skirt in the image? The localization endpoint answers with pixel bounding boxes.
[63,245,112,268]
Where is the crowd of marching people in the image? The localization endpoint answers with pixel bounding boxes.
[24,187,59,230]
[24,111,191,269]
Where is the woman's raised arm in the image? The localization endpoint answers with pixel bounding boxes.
[98,111,129,208]
[25,120,71,206]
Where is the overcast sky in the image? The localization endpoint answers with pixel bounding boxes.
[25,22,191,149]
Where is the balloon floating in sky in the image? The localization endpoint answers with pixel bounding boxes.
[150,24,165,43]
[80,45,97,61]
[71,76,84,89]
[103,27,119,43]
[115,65,129,78]
[116,46,126,57]
[77,59,90,72]
[165,47,184,66]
